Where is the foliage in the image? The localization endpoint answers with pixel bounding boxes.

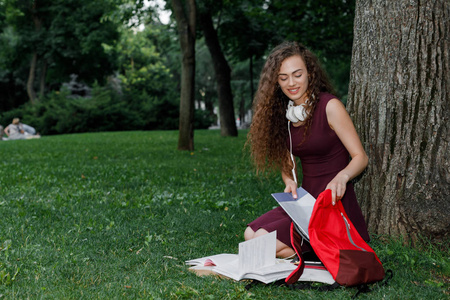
[194,0,356,124]
[0,130,447,298]
[1,87,138,134]
[264,0,355,98]
[115,25,182,130]
[194,109,215,129]
[0,0,357,135]
[194,40,217,121]
[0,82,214,134]
[0,21,216,133]
[0,0,122,109]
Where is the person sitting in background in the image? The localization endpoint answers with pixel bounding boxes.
[22,123,37,136]
[4,118,40,140]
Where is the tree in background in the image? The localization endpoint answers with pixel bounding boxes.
[116,25,180,130]
[262,0,356,99]
[0,0,120,105]
[0,0,357,139]
[199,5,238,137]
[171,0,196,150]
[213,0,355,127]
[347,0,449,242]
[0,2,185,134]
[218,0,275,110]
[195,41,217,122]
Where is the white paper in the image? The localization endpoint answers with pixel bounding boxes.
[185,254,238,267]
[238,231,276,275]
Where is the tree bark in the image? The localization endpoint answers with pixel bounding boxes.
[27,52,38,104]
[27,1,41,104]
[171,0,196,151]
[348,0,449,243]
[200,11,238,136]
[39,59,47,97]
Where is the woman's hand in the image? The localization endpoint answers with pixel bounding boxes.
[326,172,350,205]
[284,177,298,199]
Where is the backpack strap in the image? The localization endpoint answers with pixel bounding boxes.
[245,268,393,296]
[352,284,372,299]
[285,222,305,284]
[245,279,340,291]
[381,269,394,286]
[244,279,286,290]
[351,269,394,299]
[288,281,340,291]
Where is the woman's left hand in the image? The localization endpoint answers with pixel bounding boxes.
[326,172,350,205]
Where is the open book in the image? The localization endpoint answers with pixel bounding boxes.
[272,187,316,242]
[186,231,335,284]
[187,232,295,284]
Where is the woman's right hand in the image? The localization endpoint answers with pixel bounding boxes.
[284,178,298,199]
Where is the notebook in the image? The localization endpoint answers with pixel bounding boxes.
[272,187,316,241]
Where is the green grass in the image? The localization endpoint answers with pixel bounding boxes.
[0,130,448,299]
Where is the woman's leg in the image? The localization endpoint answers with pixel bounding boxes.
[244,226,295,258]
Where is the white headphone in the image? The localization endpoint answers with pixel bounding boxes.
[286,97,310,184]
[288,120,297,184]
[285,100,308,123]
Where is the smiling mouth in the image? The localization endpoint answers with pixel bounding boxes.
[288,88,300,94]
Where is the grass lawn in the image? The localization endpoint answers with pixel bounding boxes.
[0,130,448,299]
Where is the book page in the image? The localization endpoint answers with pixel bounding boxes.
[238,231,276,275]
[185,254,237,267]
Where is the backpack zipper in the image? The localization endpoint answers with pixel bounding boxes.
[341,212,366,252]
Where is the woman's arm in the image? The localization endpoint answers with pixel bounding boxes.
[325,99,369,205]
[282,150,299,199]
[4,125,10,136]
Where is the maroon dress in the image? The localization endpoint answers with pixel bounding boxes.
[248,93,370,249]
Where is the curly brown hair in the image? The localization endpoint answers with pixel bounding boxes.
[247,41,335,177]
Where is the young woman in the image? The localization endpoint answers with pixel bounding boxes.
[245,42,369,258]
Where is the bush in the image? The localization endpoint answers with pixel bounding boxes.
[0,87,140,135]
[0,85,215,135]
[194,109,215,129]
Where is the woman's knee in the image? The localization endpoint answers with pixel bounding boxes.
[244,227,269,240]
[275,239,295,258]
[244,226,255,240]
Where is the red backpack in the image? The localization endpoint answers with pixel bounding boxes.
[286,189,386,286]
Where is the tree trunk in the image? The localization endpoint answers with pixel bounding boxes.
[39,59,47,97]
[171,0,196,151]
[27,2,42,104]
[348,0,449,243]
[27,52,38,104]
[249,55,254,101]
[200,11,238,136]
[239,94,245,125]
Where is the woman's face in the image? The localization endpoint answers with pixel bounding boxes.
[277,55,309,104]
